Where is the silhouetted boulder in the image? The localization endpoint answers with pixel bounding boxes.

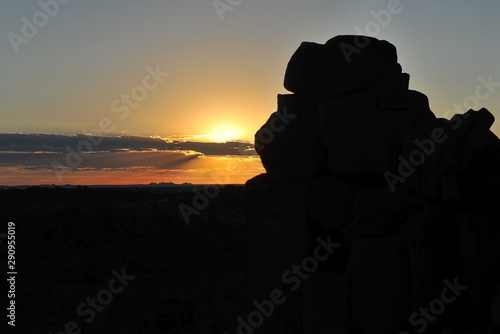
[319,104,414,174]
[284,35,405,100]
[254,94,325,179]
[283,41,323,97]
[304,175,356,232]
[407,89,436,122]
[246,35,500,333]
[395,108,497,202]
[260,36,430,178]
[346,188,463,333]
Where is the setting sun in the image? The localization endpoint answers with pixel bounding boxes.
[209,124,244,142]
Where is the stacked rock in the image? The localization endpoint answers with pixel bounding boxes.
[254,35,435,181]
[245,35,500,333]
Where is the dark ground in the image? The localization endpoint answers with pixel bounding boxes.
[2,186,499,333]
[0,185,248,333]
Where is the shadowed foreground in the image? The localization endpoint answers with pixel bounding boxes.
[1,186,249,333]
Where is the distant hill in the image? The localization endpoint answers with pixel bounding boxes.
[0,182,194,190]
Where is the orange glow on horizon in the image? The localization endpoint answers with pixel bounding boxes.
[0,155,265,186]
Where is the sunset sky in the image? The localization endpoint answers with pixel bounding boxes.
[1,0,500,185]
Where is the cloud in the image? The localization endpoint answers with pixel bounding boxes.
[0,133,264,185]
[0,133,256,156]
[0,151,200,169]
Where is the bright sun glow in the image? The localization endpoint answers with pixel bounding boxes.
[209,124,243,142]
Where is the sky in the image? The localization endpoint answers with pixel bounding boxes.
[1,0,500,185]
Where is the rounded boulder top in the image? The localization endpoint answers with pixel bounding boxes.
[284,35,401,98]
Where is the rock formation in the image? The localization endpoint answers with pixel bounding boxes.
[245,35,500,333]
